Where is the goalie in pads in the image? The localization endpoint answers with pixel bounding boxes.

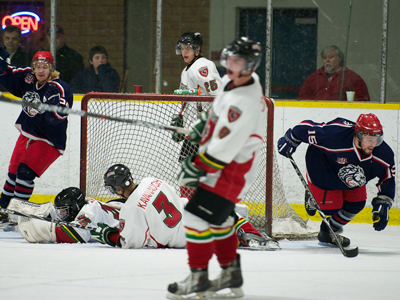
[12,187,120,243]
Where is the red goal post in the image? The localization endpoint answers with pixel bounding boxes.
[80,92,316,239]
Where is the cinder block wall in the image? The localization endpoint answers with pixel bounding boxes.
[43,0,125,81]
[152,0,210,93]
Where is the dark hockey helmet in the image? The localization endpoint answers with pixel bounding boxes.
[354,113,383,146]
[54,187,86,222]
[104,164,133,196]
[220,37,262,71]
[175,31,203,55]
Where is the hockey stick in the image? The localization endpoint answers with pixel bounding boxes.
[0,207,98,231]
[0,92,192,135]
[286,153,358,258]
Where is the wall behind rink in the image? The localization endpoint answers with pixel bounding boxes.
[0,95,398,209]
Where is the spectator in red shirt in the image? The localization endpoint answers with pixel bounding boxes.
[298,45,370,101]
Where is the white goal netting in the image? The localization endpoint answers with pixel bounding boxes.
[80,93,318,238]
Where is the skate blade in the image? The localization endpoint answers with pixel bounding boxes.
[166,291,208,300]
[207,287,244,299]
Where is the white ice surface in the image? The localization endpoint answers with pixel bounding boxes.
[1,223,399,300]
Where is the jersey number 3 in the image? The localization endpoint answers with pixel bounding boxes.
[153,192,182,228]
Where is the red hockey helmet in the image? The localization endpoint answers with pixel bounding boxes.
[354,113,383,146]
[32,51,55,64]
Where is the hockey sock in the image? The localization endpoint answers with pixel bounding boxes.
[186,227,214,269]
[213,225,238,267]
[14,163,37,201]
[329,200,366,231]
[0,172,17,208]
[235,217,261,236]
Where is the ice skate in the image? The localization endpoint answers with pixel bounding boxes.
[0,211,17,231]
[318,230,350,247]
[207,254,244,299]
[237,229,280,251]
[167,268,211,299]
[304,191,317,216]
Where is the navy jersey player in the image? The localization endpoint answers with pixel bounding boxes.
[0,48,73,225]
[277,113,396,247]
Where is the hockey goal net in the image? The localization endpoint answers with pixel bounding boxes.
[80,92,317,239]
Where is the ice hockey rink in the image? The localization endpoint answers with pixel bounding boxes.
[1,222,399,300]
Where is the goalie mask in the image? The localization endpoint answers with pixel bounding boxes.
[220,37,262,72]
[175,31,203,55]
[104,164,133,197]
[354,113,383,147]
[54,187,86,222]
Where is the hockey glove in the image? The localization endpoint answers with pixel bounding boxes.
[0,46,10,73]
[372,196,393,231]
[277,128,301,157]
[189,111,208,144]
[177,154,206,188]
[44,83,60,105]
[171,114,185,142]
[90,222,119,247]
[0,45,10,61]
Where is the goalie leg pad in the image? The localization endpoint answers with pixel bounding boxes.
[18,218,56,243]
[185,187,235,225]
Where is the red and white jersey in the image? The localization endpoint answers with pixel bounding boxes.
[196,72,267,202]
[55,198,120,243]
[118,177,188,249]
[180,57,222,95]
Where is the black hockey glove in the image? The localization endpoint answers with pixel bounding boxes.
[90,222,119,247]
[189,111,208,144]
[0,45,10,61]
[0,45,10,73]
[171,114,185,142]
[44,83,61,105]
[177,154,206,188]
[372,196,393,231]
[277,128,301,157]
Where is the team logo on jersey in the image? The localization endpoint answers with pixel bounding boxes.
[228,106,242,122]
[22,91,45,117]
[119,219,126,232]
[198,66,208,77]
[219,126,230,139]
[24,73,35,84]
[336,157,348,164]
[338,164,367,188]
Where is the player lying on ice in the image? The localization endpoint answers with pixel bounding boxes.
[10,164,279,250]
[277,113,396,248]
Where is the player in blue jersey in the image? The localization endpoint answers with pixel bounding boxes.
[277,113,395,247]
[0,47,73,227]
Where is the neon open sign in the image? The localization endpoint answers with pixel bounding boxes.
[2,11,41,34]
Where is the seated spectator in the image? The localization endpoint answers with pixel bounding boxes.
[70,46,120,93]
[47,25,84,84]
[2,25,32,66]
[298,45,370,101]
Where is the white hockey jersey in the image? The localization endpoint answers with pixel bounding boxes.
[196,72,267,202]
[118,177,188,249]
[180,57,222,95]
[56,199,120,243]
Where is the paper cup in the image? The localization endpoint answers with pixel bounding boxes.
[134,85,143,93]
[346,91,355,102]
